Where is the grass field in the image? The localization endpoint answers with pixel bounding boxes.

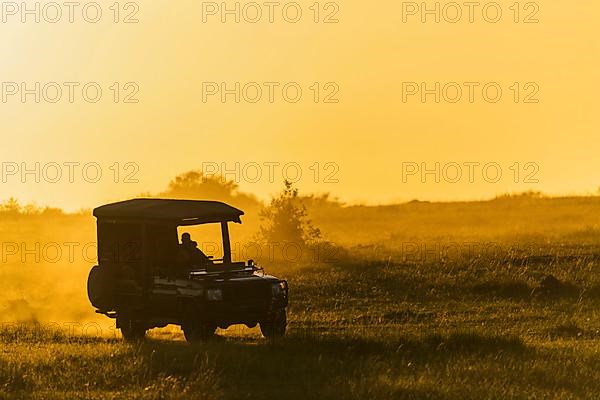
[3,195,600,398]
[3,241,600,399]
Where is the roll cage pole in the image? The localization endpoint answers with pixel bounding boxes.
[221,221,232,265]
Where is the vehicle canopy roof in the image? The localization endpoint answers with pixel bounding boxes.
[93,198,244,225]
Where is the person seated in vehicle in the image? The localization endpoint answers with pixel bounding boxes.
[178,232,213,269]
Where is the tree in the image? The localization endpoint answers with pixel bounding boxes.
[258,180,321,246]
[158,171,259,210]
[0,198,21,215]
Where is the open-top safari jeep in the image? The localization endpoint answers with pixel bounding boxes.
[87,199,288,342]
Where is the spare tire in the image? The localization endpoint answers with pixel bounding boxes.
[87,265,116,311]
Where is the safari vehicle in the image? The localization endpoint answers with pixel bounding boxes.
[87,199,288,342]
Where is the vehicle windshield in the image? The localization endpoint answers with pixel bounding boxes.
[177,223,225,268]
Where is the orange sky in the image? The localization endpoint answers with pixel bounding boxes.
[0,1,598,210]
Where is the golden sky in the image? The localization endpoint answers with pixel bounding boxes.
[0,0,598,210]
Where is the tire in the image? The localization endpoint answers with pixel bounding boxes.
[118,316,147,342]
[87,265,115,310]
[182,321,216,343]
[260,308,287,338]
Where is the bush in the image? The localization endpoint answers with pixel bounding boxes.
[258,181,321,247]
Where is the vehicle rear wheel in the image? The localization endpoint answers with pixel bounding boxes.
[118,316,147,342]
[260,308,287,338]
[182,321,216,343]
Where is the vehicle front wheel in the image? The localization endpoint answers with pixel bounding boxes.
[182,321,216,343]
[260,308,287,338]
[118,316,147,342]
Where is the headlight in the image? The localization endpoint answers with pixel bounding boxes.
[207,288,223,301]
[271,281,288,297]
[271,282,281,297]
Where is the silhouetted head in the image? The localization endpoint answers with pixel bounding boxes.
[181,232,191,243]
